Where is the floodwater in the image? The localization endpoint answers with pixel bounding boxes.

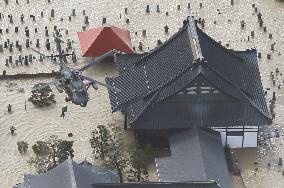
[0,0,283,187]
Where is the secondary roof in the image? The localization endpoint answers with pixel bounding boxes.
[155,129,230,188]
[14,158,119,188]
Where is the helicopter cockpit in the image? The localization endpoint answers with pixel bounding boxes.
[71,88,88,107]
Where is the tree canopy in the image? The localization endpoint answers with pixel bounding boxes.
[90,125,110,159]
[17,141,29,154]
[28,83,56,107]
[128,147,153,182]
[90,124,153,183]
[29,136,74,173]
[102,126,128,183]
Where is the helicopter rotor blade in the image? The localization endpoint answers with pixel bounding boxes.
[78,50,117,72]
[32,80,57,90]
[33,77,66,90]
[81,75,120,92]
[31,48,59,65]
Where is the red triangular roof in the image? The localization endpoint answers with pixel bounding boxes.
[77,26,134,57]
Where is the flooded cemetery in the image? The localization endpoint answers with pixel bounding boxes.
[0,0,283,187]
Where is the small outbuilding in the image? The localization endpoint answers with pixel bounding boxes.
[78,26,134,57]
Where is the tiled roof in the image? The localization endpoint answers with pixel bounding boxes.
[14,158,119,188]
[107,25,195,112]
[106,17,272,129]
[155,129,229,188]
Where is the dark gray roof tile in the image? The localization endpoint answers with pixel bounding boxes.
[155,129,230,188]
[14,158,119,188]
[106,18,272,129]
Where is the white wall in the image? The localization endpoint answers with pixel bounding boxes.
[213,126,259,148]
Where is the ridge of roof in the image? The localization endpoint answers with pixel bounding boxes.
[129,19,205,67]
[87,28,129,55]
[129,17,206,67]
[196,25,247,63]
[78,27,104,55]
[115,52,145,58]
[68,157,78,188]
[229,48,257,54]
[195,128,208,180]
[132,25,188,65]
[128,87,163,125]
[110,27,133,52]
[116,20,249,71]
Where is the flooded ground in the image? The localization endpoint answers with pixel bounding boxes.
[0,0,283,187]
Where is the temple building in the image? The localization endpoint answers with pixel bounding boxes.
[15,16,272,188]
[104,16,272,188]
[106,16,272,149]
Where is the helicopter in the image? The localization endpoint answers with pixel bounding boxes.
[31,30,120,107]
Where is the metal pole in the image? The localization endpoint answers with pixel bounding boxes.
[257,125,260,147]
[225,124,228,146]
[242,123,245,148]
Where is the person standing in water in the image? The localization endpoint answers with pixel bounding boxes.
[60,107,65,118]
[8,104,12,113]
[60,106,68,118]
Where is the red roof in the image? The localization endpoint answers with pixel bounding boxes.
[77,26,134,57]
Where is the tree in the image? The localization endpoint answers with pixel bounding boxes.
[128,147,153,182]
[17,141,29,154]
[32,141,50,156]
[102,127,128,183]
[29,136,74,173]
[28,83,56,107]
[90,125,110,159]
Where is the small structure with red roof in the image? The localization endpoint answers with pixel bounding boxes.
[77,26,134,57]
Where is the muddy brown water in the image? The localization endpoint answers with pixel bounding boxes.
[0,0,284,187]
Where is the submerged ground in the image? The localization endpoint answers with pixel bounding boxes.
[0,0,283,187]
